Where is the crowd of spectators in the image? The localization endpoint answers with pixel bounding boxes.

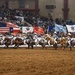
[0,5,75,36]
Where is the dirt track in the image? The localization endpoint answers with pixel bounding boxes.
[0,47,75,75]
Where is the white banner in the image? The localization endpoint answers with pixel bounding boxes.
[15,16,24,23]
[22,27,33,33]
[66,25,75,32]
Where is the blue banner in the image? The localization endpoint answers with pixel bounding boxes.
[47,26,55,32]
[55,24,67,34]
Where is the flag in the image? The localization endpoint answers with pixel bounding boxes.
[34,26,44,34]
[0,22,9,34]
[7,22,20,34]
[0,27,9,33]
[66,25,75,32]
[10,27,13,33]
[47,26,55,32]
[10,27,20,33]
[22,27,33,33]
[0,22,6,27]
[13,28,20,35]
[6,22,19,28]
[55,24,67,34]
[0,22,20,34]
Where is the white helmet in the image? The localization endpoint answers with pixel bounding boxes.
[54,32,57,34]
[68,33,71,35]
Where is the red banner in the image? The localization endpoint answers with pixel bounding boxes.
[34,26,44,34]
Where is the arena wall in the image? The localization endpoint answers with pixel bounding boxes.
[39,0,75,21]
[8,0,35,9]
[0,0,75,21]
[0,0,6,6]
[68,0,75,21]
[39,0,63,20]
[9,0,19,9]
[24,0,35,9]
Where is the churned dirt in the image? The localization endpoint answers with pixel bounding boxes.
[0,47,75,75]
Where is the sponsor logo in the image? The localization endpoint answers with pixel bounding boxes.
[26,27,30,31]
[71,26,74,30]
